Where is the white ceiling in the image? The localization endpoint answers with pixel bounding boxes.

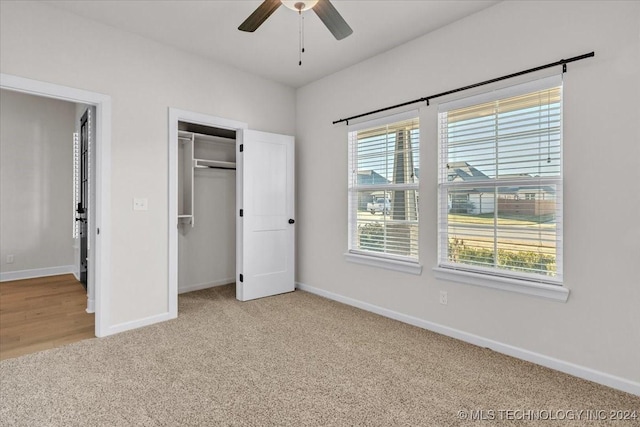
[46,0,500,88]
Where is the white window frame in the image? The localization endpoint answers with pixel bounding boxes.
[345,110,422,275]
[434,76,568,301]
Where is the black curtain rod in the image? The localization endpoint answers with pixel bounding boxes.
[333,51,595,125]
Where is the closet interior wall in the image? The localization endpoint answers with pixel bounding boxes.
[177,122,236,294]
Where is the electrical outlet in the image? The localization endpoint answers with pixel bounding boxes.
[439,290,448,305]
[6,254,15,264]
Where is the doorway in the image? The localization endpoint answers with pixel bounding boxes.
[0,73,111,337]
[177,120,237,295]
[77,108,90,289]
[168,109,248,318]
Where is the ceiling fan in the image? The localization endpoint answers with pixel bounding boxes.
[238,0,353,41]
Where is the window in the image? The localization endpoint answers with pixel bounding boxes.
[437,76,563,288]
[347,111,420,270]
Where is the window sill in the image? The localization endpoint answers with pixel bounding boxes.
[433,266,569,302]
[344,252,423,275]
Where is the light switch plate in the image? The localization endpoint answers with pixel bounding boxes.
[133,198,148,211]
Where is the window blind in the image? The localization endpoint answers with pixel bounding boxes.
[348,111,420,261]
[438,77,563,283]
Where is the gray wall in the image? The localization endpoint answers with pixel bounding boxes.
[295,1,640,383]
[0,90,76,276]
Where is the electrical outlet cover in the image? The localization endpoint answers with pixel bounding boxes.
[439,290,448,305]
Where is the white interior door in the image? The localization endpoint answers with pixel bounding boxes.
[236,129,295,301]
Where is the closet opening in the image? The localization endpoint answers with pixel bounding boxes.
[168,108,248,317]
[177,121,237,295]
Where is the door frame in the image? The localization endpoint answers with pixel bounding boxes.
[167,108,247,317]
[0,73,112,337]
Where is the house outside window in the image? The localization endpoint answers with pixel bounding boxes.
[437,76,563,289]
[347,111,420,271]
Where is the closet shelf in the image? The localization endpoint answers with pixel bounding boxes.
[178,124,236,228]
[179,130,234,144]
[194,159,236,170]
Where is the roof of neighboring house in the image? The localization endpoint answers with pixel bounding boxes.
[448,161,489,182]
[447,162,492,193]
[447,162,555,194]
[357,170,389,185]
[494,173,555,195]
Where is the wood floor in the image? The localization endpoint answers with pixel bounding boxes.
[0,274,95,360]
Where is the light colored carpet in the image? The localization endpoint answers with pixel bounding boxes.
[1,285,638,426]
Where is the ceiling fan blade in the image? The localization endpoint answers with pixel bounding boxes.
[238,0,282,32]
[313,0,353,40]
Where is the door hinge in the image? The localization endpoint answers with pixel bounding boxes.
[239,274,244,283]
[97,228,100,235]
[239,209,243,217]
[239,144,244,152]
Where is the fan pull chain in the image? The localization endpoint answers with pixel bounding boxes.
[298,12,305,66]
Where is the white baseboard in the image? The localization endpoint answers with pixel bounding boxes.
[178,277,235,294]
[86,298,95,314]
[0,265,76,282]
[101,278,233,337]
[103,311,176,337]
[296,282,640,397]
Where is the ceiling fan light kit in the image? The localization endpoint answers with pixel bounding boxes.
[281,1,319,12]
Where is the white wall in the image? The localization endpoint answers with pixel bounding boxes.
[296,0,640,385]
[0,90,76,276]
[0,1,296,326]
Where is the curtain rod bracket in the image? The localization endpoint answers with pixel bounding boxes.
[562,63,567,73]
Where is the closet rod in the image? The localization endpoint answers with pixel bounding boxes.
[195,166,236,171]
[332,51,595,125]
